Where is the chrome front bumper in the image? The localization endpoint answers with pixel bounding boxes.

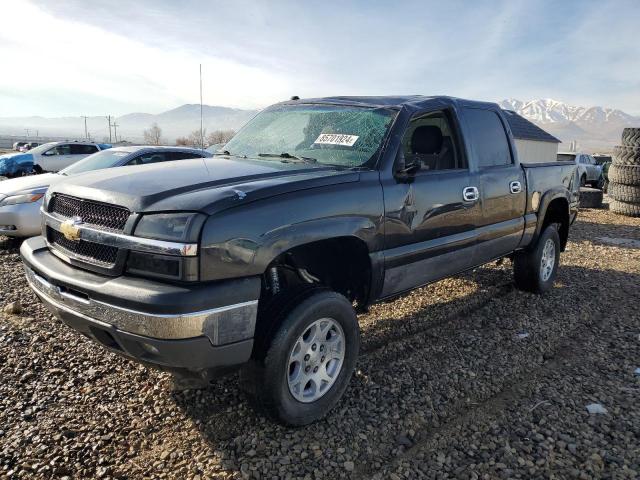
[24,265,258,345]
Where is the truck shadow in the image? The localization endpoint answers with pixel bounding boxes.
[170,261,640,477]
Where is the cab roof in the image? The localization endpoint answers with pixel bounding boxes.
[278,95,499,110]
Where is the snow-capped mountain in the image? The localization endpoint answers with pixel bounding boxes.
[499,98,640,151]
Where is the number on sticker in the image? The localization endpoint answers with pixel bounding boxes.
[314,134,359,147]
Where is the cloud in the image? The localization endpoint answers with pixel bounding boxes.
[2,0,640,116]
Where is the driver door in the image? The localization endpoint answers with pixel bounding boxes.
[380,108,481,297]
[40,144,72,172]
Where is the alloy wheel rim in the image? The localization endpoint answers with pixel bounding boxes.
[540,238,556,282]
[287,317,345,403]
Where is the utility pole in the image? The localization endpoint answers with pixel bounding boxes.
[25,128,30,139]
[106,115,112,142]
[112,121,119,143]
[81,116,89,139]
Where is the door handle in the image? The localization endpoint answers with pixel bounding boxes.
[509,181,522,194]
[462,186,479,202]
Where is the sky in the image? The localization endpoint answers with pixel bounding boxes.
[1,0,639,117]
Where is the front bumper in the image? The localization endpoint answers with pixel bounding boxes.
[21,236,261,372]
[0,200,42,237]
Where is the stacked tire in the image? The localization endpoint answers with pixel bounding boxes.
[608,127,640,217]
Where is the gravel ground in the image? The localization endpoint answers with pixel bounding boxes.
[1,203,639,479]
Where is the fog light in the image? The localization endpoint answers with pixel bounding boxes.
[0,225,16,230]
[140,342,159,355]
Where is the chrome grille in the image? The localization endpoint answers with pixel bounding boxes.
[47,194,130,270]
[49,194,129,231]
[49,230,119,265]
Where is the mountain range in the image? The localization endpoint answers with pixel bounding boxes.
[499,98,639,152]
[0,104,259,144]
[1,99,637,152]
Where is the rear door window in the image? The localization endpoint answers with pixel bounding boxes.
[70,144,99,155]
[166,151,203,161]
[127,152,169,165]
[464,109,512,168]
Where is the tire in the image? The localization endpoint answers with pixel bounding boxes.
[513,225,560,294]
[608,182,640,203]
[241,289,360,426]
[610,199,640,217]
[622,128,640,147]
[613,145,640,165]
[578,187,603,208]
[513,224,560,294]
[608,164,640,186]
[32,164,43,174]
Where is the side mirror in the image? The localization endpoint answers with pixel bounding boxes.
[394,148,420,182]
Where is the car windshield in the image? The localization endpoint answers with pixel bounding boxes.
[28,142,57,155]
[60,149,131,175]
[557,153,576,162]
[223,104,396,168]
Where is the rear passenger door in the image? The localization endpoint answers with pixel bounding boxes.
[462,108,526,264]
[67,144,99,169]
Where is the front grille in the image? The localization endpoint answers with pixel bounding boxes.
[49,194,129,231]
[49,229,119,266]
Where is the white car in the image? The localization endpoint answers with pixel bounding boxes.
[557,152,603,188]
[0,146,211,237]
[0,141,112,177]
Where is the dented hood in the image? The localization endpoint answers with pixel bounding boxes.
[47,156,359,214]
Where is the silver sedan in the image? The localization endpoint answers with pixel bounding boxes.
[0,146,212,238]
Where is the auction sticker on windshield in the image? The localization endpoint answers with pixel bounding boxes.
[314,134,359,147]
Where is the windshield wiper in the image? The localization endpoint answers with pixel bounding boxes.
[213,150,243,157]
[258,152,317,164]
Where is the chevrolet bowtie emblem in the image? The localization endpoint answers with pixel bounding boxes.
[60,216,83,241]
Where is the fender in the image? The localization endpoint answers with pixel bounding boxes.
[199,172,385,282]
[530,188,570,246]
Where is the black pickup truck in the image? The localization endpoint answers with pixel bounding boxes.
[21,96,579,425]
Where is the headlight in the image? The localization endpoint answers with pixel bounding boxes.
[134,212,205,242]
[0,192,44,207]
[129,212,205,282]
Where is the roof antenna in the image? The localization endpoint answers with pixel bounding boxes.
[200,64,204,151]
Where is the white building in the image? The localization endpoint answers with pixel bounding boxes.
[502,110,561,163]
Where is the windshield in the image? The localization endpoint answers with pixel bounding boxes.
[28,142,57,155]
[223,104,396,168]
[61,149,131,175]
[557,153,576,162]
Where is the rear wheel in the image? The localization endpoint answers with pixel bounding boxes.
[241,290,360,426]
[513,225,560,294]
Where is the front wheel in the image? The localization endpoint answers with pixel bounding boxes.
[513,225,560,293]
[241,290,360,426]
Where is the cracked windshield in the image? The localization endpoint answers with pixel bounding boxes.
[223,105,396,168]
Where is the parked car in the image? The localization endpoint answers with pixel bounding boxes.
[19,142,42,152]
[557,151,603,188]
[21,96,579,425]
[12,141,28,151]
[0,146,211,237]
[0,141,112,178]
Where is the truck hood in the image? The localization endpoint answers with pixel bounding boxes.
[0,173,60,195]
[47,156,360,214]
